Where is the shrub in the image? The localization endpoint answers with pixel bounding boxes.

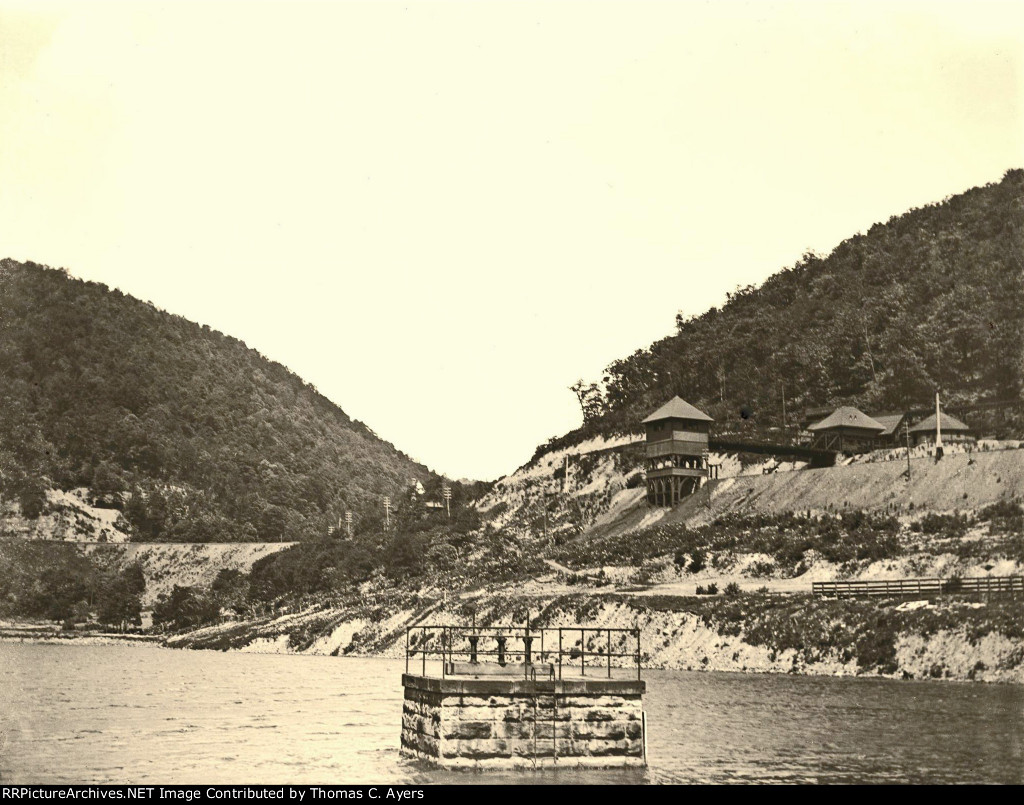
[625,472,646,489]
[748,560,775,578]
[911,512,970,538]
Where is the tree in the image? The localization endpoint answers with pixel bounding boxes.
[569,380,605,423]
[152,585,218,631]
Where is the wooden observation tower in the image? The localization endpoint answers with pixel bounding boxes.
[643,396,713,506]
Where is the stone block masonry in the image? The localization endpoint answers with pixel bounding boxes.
[400,674,646,768]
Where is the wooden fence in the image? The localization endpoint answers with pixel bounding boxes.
[812,576,1023,600]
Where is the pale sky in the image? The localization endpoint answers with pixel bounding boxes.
[1,1,1021,480]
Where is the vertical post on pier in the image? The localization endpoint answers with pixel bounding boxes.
[405,628,409,674]
[607,629,612,678]
[558,630,563,680]
[580,628,585,676]
[636,628,641,681]
[523,612,533,666]
[422,630,426,677]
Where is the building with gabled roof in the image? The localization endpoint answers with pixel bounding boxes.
[643,396,712,506]
[807,406,885,453]
[870,412,911,447]
[908,410,974,447]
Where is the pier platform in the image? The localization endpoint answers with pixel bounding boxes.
[399,624,647,768]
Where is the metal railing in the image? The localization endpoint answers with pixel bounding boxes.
[404,623,642,680]
[813,576,1023,600]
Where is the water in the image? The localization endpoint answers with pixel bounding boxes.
[1,643,1020,784]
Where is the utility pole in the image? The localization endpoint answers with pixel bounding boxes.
[383,496,391,531]
[935,391,944,460]
[778,383,786,438]
[542,492,549,541]
[442,483,452,519]
[903,420,912,481]
[345,510,353,539]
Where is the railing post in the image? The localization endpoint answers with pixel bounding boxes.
[607,629,612,678]
[636,628,641,681]
[580,628,585,676]
[422,630,426,677]
[558,629,562,680]
[405,627,409,674]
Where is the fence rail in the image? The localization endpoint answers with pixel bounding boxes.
[812,576,1023,600]
[405,624,642,681]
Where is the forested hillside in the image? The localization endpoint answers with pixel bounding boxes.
[0,259,433,542]
[554,169,1023,454]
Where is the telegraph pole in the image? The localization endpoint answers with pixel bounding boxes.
[442,483,452,519]
[542,492,548,541]
[383,496,391,531]
[905,419,913,477]
[345,510,353,539]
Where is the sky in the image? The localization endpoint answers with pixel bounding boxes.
[0,1,1021,480]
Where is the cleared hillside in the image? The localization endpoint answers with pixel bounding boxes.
[589,449,1024,539]
[83,542,293,607]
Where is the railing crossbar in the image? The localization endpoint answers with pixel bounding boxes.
[404,624,643,679]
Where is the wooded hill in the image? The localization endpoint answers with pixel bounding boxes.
[0,259,433,542]
[550,169,1023,457]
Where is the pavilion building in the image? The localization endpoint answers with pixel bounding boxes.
[643,396,713,506]
[908,410,974,447]
[807,406,885,453]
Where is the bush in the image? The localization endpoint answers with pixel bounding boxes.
[911,512,970,538]
[625,471,646,489]
[152,585,219,631]
[550,509,903,571]
[18,478,48,519]
[748,560,775,578]
[724,582,741,597]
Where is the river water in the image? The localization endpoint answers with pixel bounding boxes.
[1,643,1020,784]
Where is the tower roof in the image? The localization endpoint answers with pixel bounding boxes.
[642,396,713,424]
[807,406,885,433]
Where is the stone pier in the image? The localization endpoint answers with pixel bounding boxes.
[400,674,646,768]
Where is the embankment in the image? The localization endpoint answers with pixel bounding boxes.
[479,438,1023,545]
[591,450,1024,539]
[83,542,294,606]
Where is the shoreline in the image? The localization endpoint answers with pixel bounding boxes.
[5,634,1021,686]
[6,602,1020,686]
